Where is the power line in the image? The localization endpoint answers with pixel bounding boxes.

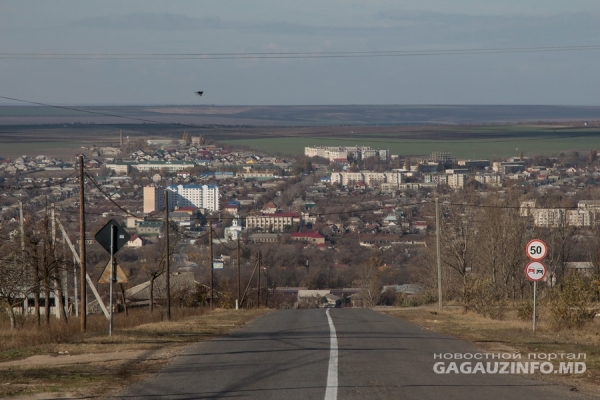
[84,170,143,219]
[1,94,598,147]
[0,45,598,60]
[0,95,260,136]
[0,171,78,191]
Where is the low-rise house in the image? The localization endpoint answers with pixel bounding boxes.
[136,221,163,238]
[291,231,326,245]
[249,233,280,243]
[127,234,146,248]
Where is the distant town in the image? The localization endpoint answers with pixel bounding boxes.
[2,130,600,314]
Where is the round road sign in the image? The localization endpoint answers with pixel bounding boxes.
[525,261,547,281]
[526,239,547,261]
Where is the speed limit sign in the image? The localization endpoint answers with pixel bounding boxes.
[526,239,547,261]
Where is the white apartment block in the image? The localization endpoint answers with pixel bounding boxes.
[362,172,387,186]
[384,171,404,185]
[133,161,195,172]
[305,146,389,162]
[104,162,131,175]
[245,212,301,232]
[166,184,220,212]
[567,210,593,227]
[578,200,600,211]
[520,200,536,217]
[522,200,595,227]
[331,170,404,187]
[492,161,525,174]
[423,173,449,185]
[448,174,467,189]
[474,174,503,187]
[533,208,564,228]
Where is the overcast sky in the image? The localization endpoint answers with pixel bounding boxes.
[1,0,598,106]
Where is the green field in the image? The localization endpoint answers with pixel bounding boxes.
[223,127,600,159]
[0,142,85,159]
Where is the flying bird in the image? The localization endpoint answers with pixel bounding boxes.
[195,91,204,96]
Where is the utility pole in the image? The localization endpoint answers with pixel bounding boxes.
[18,200,24,251]
[264,267,269,308]
[164,190,171,320]
[257,252,261,309]
[78,155,87,332]
[209,221,214,310]
[237,235,241,310]
[109,224,115,336]
[73,253,78,317]
[436,197,442,310]
[306,259,310,289]
[51,203,65,320]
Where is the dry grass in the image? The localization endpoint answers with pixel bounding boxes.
[380,305,600,394]
[0,307,270,398]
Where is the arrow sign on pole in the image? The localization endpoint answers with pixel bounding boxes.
[94,219,130,255]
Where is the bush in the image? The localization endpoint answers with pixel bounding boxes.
[516,301,535,321]
[466,278,507,320]
[395,290,437,307]
[546,271,597,330]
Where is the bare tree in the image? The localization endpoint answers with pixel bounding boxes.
[438,198,480,309]
[140,244,166,313]
[352,257,383,307]
[0,230,35,329]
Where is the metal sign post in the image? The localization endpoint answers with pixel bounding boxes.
[525,239,548,333]
[533,281,537,332]
[109,225,115,336]
[94,219,130,336]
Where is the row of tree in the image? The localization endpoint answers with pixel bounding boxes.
[417,191,600,321]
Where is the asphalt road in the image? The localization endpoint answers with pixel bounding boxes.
[114,308,595,400]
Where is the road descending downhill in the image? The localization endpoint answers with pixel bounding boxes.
[113,309,594,400]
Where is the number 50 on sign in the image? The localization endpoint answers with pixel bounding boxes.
[526,239,547,261]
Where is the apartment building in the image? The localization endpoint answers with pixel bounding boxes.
[133,160,195,172]
[143,185,165,213]
[331,170,405,187]
[245,212,301,232]
[166,184,219,212]
[305,146,389,162]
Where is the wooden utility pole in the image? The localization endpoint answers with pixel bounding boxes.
[436,197,442,310]
[257,252,261,309]
[164,190,171,320]
[18,200,24,250]
[51,203,67,321]
[73,253,78,317]
[237,236,241,308]
[209,221,214,310]
[78,155,87,332]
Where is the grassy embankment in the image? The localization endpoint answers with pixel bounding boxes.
[381,305,600,395]
[0,308,269,398]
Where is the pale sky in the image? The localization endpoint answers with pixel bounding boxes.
[0,1,598,106]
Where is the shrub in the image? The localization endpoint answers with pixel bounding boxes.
[516,301,535,321]
[546,271,597,330]
[467,278,507,320]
